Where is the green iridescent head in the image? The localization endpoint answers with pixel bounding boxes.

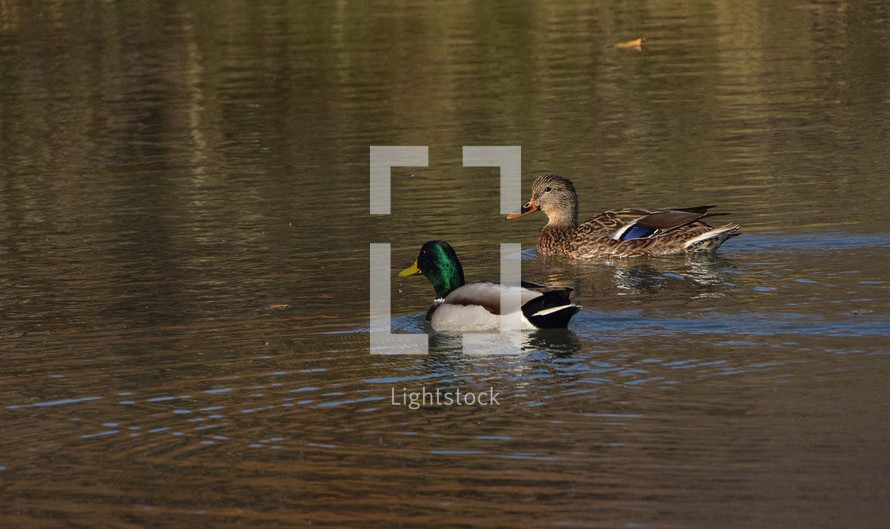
[399,240,466,298]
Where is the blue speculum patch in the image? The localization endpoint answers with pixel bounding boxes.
[620,225,657,241]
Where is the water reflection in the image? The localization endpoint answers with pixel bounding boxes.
[393,316,582,359]
[524,328,583,358]
[524,251,739,307]
[2,0,890,528]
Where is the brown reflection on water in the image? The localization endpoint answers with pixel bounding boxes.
[3,325,887,527]
[2,0,890,528]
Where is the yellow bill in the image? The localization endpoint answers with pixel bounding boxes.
[399,260,422,278]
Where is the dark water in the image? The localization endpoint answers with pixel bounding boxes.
[2,1,889,528]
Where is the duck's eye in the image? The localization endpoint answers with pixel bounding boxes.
[543,186,552,193]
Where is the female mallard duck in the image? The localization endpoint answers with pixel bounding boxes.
[399,240,580,332]
[506,173,741,258]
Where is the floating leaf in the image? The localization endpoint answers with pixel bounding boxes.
[616,37,645,51]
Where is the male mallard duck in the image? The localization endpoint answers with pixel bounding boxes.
[505,173,741,258]
[399,240,580,332]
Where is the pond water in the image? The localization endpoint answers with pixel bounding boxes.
[1,1,889,528]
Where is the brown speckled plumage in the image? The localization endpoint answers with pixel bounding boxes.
[506,174,741,258]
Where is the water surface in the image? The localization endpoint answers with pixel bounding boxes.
[1,1,889,528]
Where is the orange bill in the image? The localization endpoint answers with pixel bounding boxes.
[504,199,539,220]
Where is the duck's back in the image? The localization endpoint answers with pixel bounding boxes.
[539,208,740,258]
